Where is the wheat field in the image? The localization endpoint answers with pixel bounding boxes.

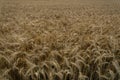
[0,0,120,80]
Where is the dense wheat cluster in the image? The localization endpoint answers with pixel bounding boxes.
[0,0,120,80]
